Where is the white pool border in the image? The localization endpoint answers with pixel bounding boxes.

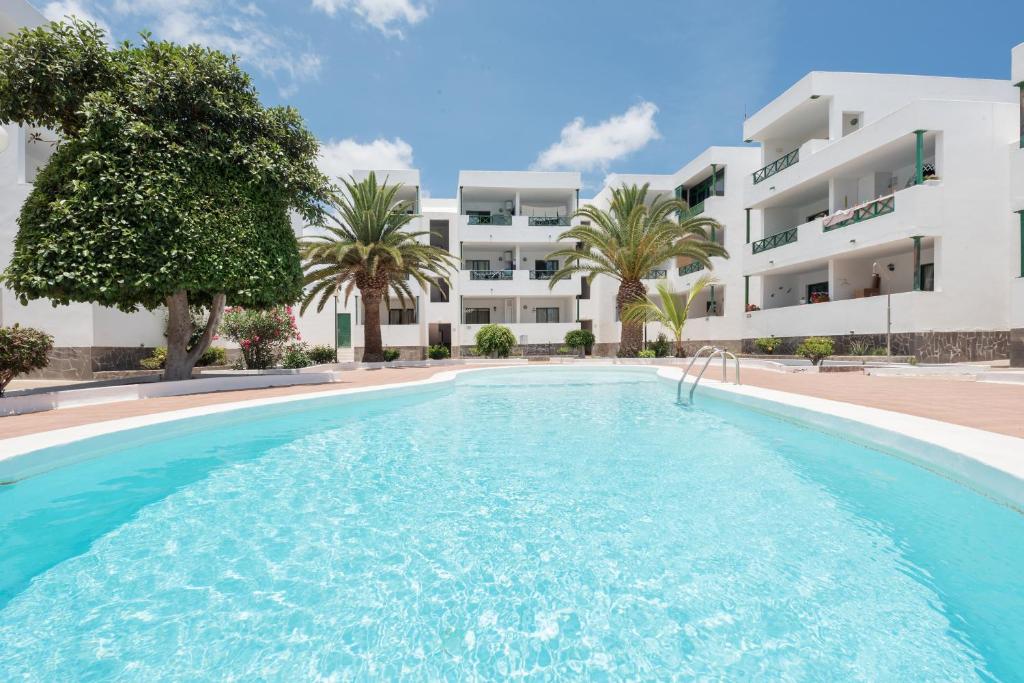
[2,364,1023,508]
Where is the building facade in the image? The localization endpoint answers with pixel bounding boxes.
[3,0,1022,369]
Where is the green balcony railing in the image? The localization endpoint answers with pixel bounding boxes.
[528,216,570,227]
[469,269,513,280]
[679,200,705,219]
[529,270,558,280]
[467,214,512,226]
[751,227,798,254]
[822,196,895,232]
[752,148,799,185]
[679,261,706,276]
[643,269,668,279]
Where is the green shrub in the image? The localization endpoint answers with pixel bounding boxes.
[308,344,337,364]
[427,344,450,360]
[0,324,54,396]
[755,337,782,354]
[648,333,671,358]
[219,306,299,369]
[796,336,834,365]
[564,329,595,355]
[382,348,402,362]
[199,346,227,366]
[870,346,888,356]
[847,340,871,356]
[282,343,312,369]
[475,324,517,358]
[140,347,167,370]
[142,345,225,370]
[637,349,657,359]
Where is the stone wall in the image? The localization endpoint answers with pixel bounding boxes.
[1012,328,1024,368]
[455,343,570,358]
[741,331,1009,364]
[26,346,157,380]
[354,346,425,362]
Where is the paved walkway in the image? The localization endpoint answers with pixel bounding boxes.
[2,364,1022,440]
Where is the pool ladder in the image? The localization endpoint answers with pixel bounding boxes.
[677,345,741,405]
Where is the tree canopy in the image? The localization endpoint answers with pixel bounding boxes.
[0,19,328,313]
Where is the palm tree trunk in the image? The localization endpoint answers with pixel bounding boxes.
[361,287,385,362]
[674,337,686,358]
[616,279,647,357]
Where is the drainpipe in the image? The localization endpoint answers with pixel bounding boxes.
[744,276,749,310]
[1019,211,1024,278]
[745,209,751,244]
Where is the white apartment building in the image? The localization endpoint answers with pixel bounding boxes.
[1010,43,1024,366]
[3,0,1023,369]
[297,170,588,360]
[0,0,164,379]
[740,70,1020,362]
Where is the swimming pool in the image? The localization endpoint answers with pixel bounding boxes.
[1,366,1022,679]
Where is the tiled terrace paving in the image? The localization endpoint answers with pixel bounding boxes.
[1,365,1022,440]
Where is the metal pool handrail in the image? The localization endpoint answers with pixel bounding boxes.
[677,346,741,404]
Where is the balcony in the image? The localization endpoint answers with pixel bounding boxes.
[752,148,799,185]
[822,195,894,232]
[644,269,668,280]
[459,269,580,296]
[751,227,798,254]
[469,269,512,280]
[529,270,558,280]
[679,261,706,276]
[528,216,570,227]
[467,214,512,226]
[680,201,705,219]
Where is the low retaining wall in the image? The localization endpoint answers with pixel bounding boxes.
[26,346,158,381]
[0,372,343,417]
[742,331,1009,364]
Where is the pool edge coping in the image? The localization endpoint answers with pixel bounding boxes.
[2,364,1023,506]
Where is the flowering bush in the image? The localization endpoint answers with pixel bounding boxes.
[219,306,299,369]
[0,324,54,396]
[281,342,312,369]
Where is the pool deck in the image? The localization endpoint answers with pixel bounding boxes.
[1,364,1022,440]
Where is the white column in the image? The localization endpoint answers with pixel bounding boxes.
[514,191,521,216]
[515,296,521,323]
[514,244,521,272]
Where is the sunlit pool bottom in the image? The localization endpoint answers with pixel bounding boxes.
[1,367,1022,680]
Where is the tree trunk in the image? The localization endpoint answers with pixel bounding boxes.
[675,338,686,358]
[616,280,647,357]
[163,290,226,382]
[361,287,385,362]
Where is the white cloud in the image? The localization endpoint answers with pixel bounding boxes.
[311,0,428,38]
[42,0,112,37]
[532,101,660,172]
[318,137,414,180]
[60,0,322,97]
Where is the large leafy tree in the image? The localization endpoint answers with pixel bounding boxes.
[547,184,726,356]
[0,20,327,380]
[299,173,455,362]
[621,275,715,357]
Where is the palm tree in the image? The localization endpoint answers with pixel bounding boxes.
[299,173,455,362]
[546,183,726,356]
[621,275,716,357]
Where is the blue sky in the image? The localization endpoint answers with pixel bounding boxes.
[35,0,1024,195]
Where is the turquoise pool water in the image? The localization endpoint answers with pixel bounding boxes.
[1,366,1022,680]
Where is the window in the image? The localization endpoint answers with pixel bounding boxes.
[465,259,490,271]
[388,308,415,325]
[919,263,935,292]
[536,307,560,323]
[465,308,490,324]
[430,280,449,303]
